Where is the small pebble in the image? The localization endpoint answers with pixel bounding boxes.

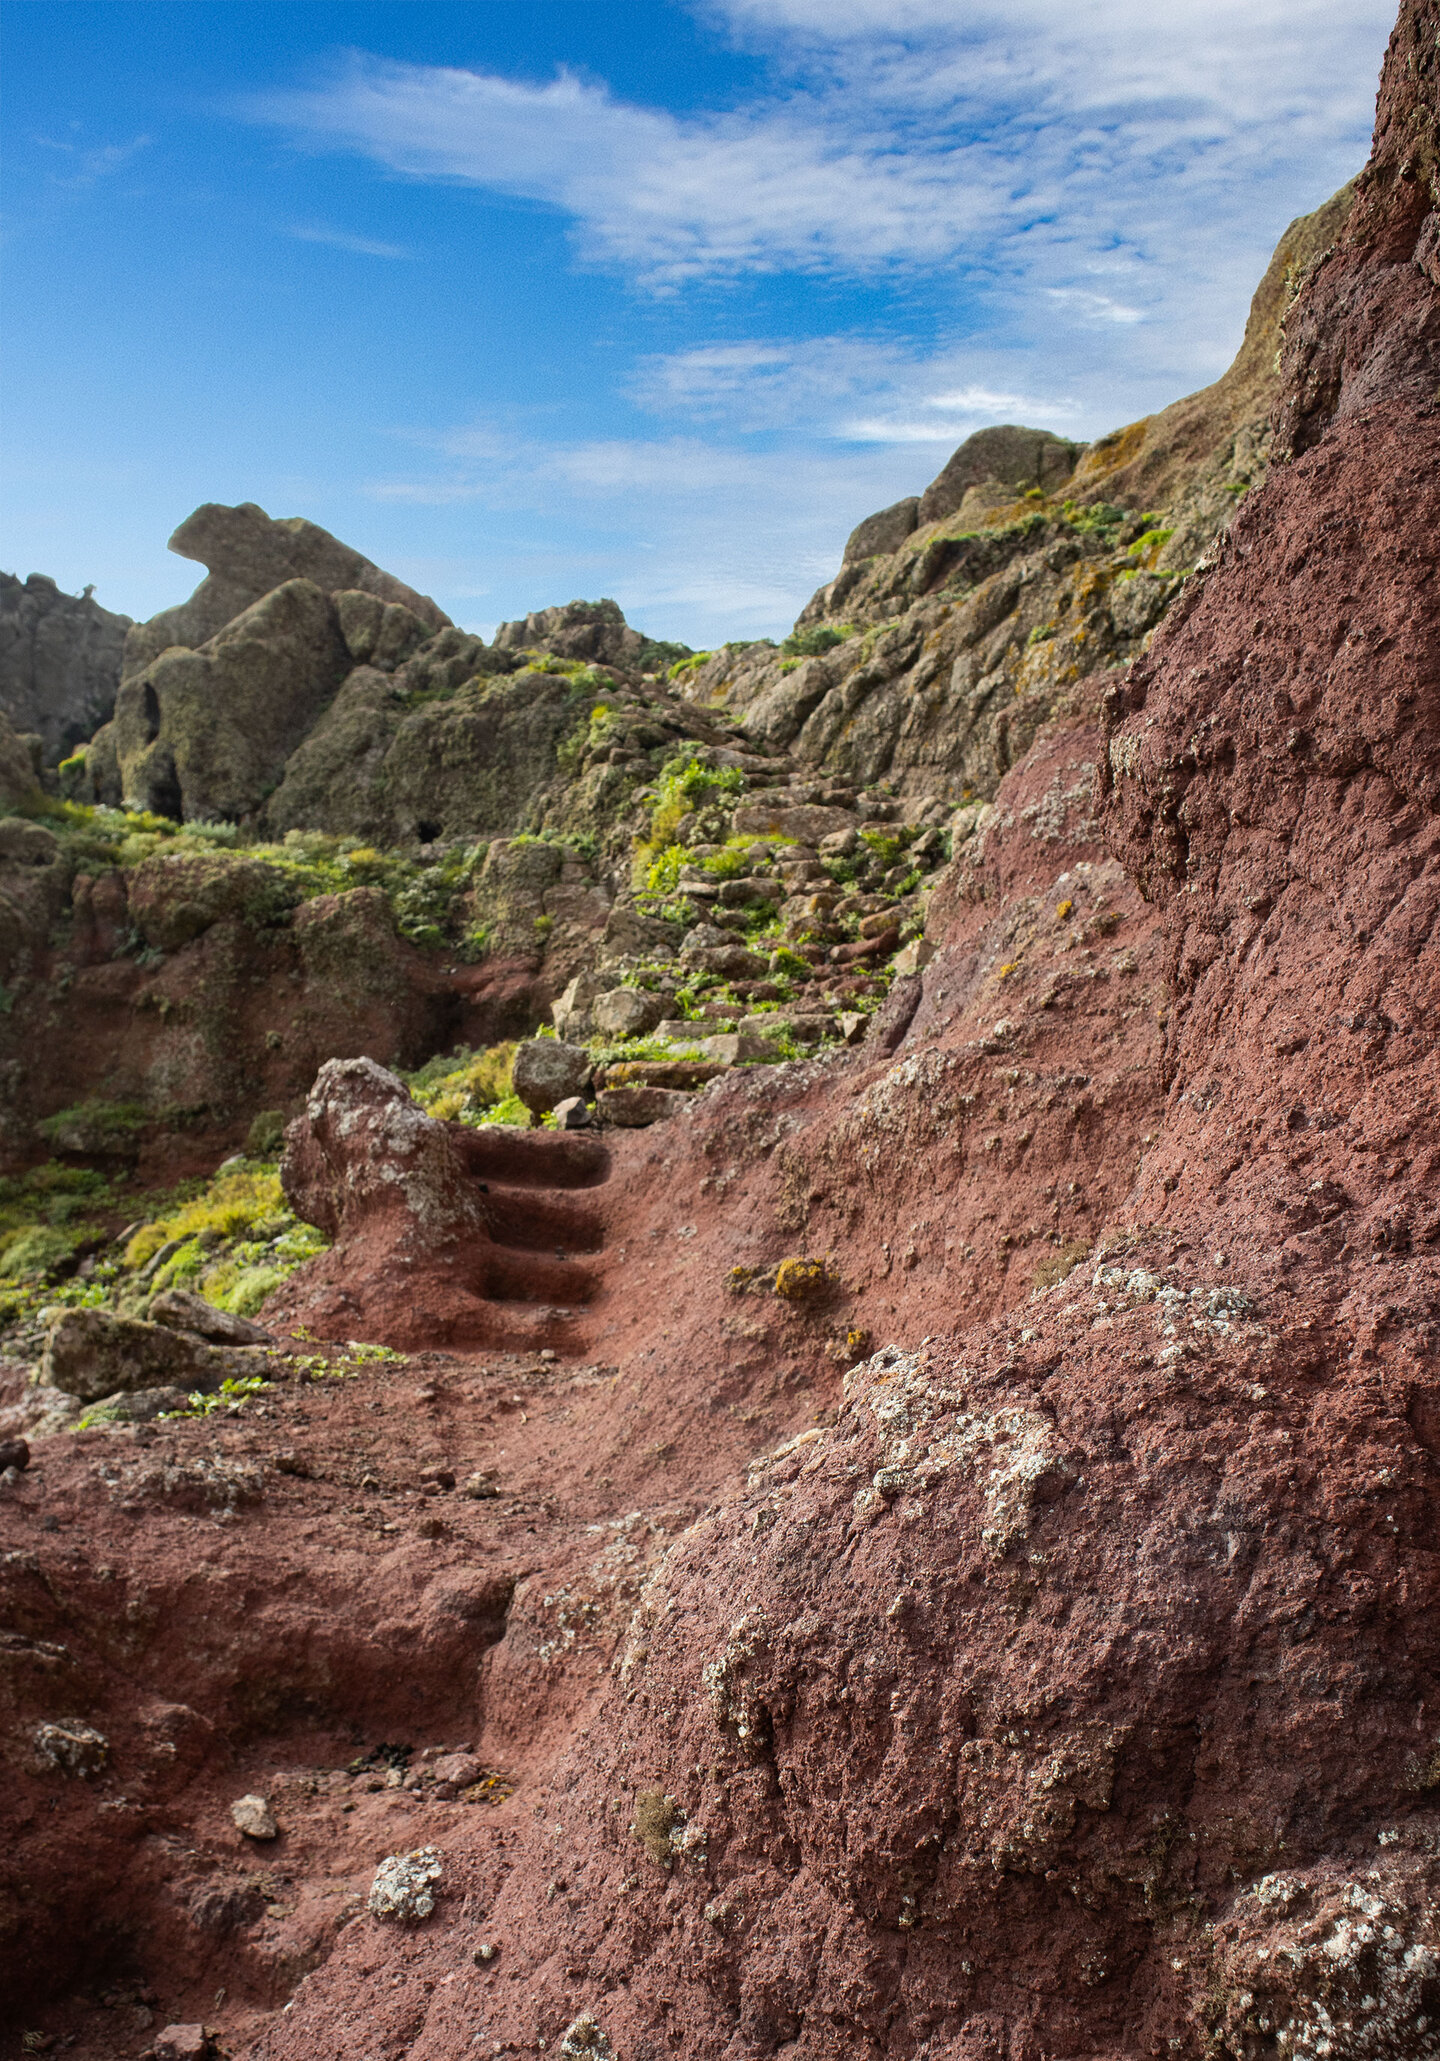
[231,1793,279,1840]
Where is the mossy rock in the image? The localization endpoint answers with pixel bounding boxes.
[125,849,300,950]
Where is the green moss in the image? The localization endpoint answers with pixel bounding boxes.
[780,624,853,660]
[406,1043,518,1123]
[38,1100,152,1155]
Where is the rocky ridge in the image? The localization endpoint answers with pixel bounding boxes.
[672,181,1355,803]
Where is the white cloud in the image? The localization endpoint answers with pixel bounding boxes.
[245,0,1389,365]
[287,223,415,259]
[631,336,1083,443]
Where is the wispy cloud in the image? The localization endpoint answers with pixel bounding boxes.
[287,223,415,259]
[246,2,1388,298]
[33,131,150,190]
[630,336,1081,443]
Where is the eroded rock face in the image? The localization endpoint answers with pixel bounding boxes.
[98,579,353,823]
[0,571,131,763]
[493,598,689,675]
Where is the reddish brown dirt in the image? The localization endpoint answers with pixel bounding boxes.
[2,7,1438,2057]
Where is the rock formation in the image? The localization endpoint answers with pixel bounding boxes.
[0,7,1437,2056]
[672,183,1356,803]
[0,571,131,764]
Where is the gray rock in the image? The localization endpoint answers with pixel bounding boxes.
[230,1792,279,1840]
[332,589,432,669]
[551,1096,592,1130]
[600,904,685,963]
[368,1845,443,1921]
[843,497,921,564]
[0,709,42,812]
[40,1307,235,1402]
[0,570,131,763]
[34,1720,109,1778]
[679,922,731,958]
[917,425,1083,526]
[493,597,688,674]
[731,802,857,844]
[592,987,666,1038]
[700,1033,782,1066]
[512,1038,592,1118]
[552,969,601,1041]
[596,1085,693,1127]
[691,944,770,980]
[148,1289,275,1346]
[122,500,449,681]
[95,578,352,821]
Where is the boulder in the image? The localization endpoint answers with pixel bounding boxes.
[843,497,921,564]
[512,1039,592,1118]
[592,988,667,1038]
[917,425,1084,526]
[731,802,858,844]
[40,1308,236,1403]
[0,570,131,762]
[551,1096,592,1130]
[280,1056,490,1249]
[596,1085,693,1127]
[148,1288,275,1346]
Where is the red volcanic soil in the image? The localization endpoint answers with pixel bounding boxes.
[2,7,1438,2057]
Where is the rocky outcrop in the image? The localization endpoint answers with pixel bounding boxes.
[93,579,353,822]
[494,597,690,676]
[675,183,1355,806]
[916,421,1084,525]
[120,501,449,682]
[0,572,131,764]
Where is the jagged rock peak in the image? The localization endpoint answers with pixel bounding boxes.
[122,501,451,681]
[843,427,1085,565]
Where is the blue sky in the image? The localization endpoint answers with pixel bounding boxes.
[1,0,1395,646]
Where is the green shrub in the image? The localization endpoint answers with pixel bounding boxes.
[780,624,852,660]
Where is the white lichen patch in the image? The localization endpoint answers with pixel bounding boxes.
[33,1720,108,1778]
[702,1610,773,1750]
[1211,1866,1440,2059]
[539,1511,677,1669]
[843,1345,1074,1556]
[367,1846,442,1922]
[559,2013,614,2058]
